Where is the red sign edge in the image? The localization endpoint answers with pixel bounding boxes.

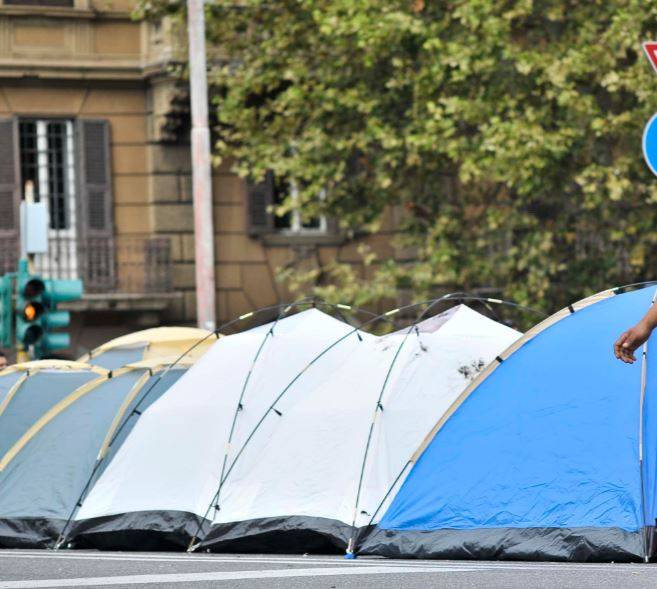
[643,41,657,75]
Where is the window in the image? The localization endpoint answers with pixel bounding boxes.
[19,120,76,231]
[0,116,114,285]
[19,119,78,277]
[247,171,328,236]
[273,177,327,234]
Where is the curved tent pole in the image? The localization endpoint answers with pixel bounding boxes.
[344,295,452,557]
[353,283,654,558]
[184,297,383,550]
[0,372,30,419]
[0,363,106,420]
[639,288,657,562]
[353,459,413,549]
[347,296,548,556]
[184,296,319,550]
[410,283,657,466]
[55,299,375,549]
[186,294,501,551]
[54,305,287,550]
[188,295,545,552]
[0,375,108,473]
[53,367,166,549]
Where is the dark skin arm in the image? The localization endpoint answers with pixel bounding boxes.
[614,305,657,363]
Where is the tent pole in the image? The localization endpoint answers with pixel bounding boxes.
[185,300,302,552]
[185,297,378,551]
[186,299,457,552]
[344,297,449,558]
[188,295,538,553]
[57,299,373,551]
[638,289,657,562]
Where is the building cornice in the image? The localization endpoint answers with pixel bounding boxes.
[0,6,132,19]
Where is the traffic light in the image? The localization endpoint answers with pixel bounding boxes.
[15,260,83,358]
[15,270,46,351]
[40,278,83,354]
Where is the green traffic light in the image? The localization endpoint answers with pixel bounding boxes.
[11,260,83,359]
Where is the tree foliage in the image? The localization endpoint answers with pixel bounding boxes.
[144,0,657,312]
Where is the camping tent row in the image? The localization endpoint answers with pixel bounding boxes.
[0,304,520,552]
[8,285,653,563]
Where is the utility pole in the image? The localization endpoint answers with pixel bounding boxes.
[187,0,217,331]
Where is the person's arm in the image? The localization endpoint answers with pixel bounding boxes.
[614,305,657,363]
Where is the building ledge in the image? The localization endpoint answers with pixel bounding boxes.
[260,233,346,247]
[0,5,131,18]
[62,292,182,312]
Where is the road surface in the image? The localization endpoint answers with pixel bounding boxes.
[0,550,656,588]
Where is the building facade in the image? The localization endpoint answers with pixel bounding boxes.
[0,0,398,356]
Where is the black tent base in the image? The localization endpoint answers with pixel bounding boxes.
[69,511,210,552]
[358,526,646,562]
[0,517,65,549]
[199,516,351,554]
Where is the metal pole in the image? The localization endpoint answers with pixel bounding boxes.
[187,0,217,331]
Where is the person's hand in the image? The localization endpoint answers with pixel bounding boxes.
[614,321,654,364]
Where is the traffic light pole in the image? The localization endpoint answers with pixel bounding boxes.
[187,0,217,332]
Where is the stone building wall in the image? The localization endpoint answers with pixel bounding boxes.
[0,1,402,344]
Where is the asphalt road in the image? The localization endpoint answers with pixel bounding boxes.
[1,550,657,589]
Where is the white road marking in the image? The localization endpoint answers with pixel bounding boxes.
[0,565,475,588]
[0,551,654,573]
[0,553,456,568]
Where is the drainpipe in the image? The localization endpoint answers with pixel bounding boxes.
[187,0,217,331]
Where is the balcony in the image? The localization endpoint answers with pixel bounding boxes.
[0,235,177,312]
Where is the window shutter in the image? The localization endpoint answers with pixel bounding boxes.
[246,171,274,235]
[78,120,113,238]
[77,119,115,289]
[0,118,20,273]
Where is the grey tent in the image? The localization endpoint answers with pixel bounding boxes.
[0,358,191,548]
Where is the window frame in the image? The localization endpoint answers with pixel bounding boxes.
[273,178,329,236]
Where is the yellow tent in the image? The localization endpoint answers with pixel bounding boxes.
[79,327,218,370]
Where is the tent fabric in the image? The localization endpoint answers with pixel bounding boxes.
[0,363,190,548]
[70,306,520,553]
[87,347,147,371]
[200,305,520,553]
[71,309,361,550]
[81,327,216,370]
[360,286,657,562]
[0,364,106,460]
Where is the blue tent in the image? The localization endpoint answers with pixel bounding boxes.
[360,285,657,562]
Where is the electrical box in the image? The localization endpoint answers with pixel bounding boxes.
[20,201,49,255]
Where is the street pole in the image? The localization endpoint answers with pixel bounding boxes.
[187,0,217,331]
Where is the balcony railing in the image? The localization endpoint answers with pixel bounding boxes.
[0,235,172,294]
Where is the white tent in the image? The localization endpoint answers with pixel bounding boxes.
[70,306,520,552]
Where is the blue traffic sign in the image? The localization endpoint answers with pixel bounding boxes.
[643,113,657,176]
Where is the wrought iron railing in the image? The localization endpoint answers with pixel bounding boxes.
[0,235,172,294]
